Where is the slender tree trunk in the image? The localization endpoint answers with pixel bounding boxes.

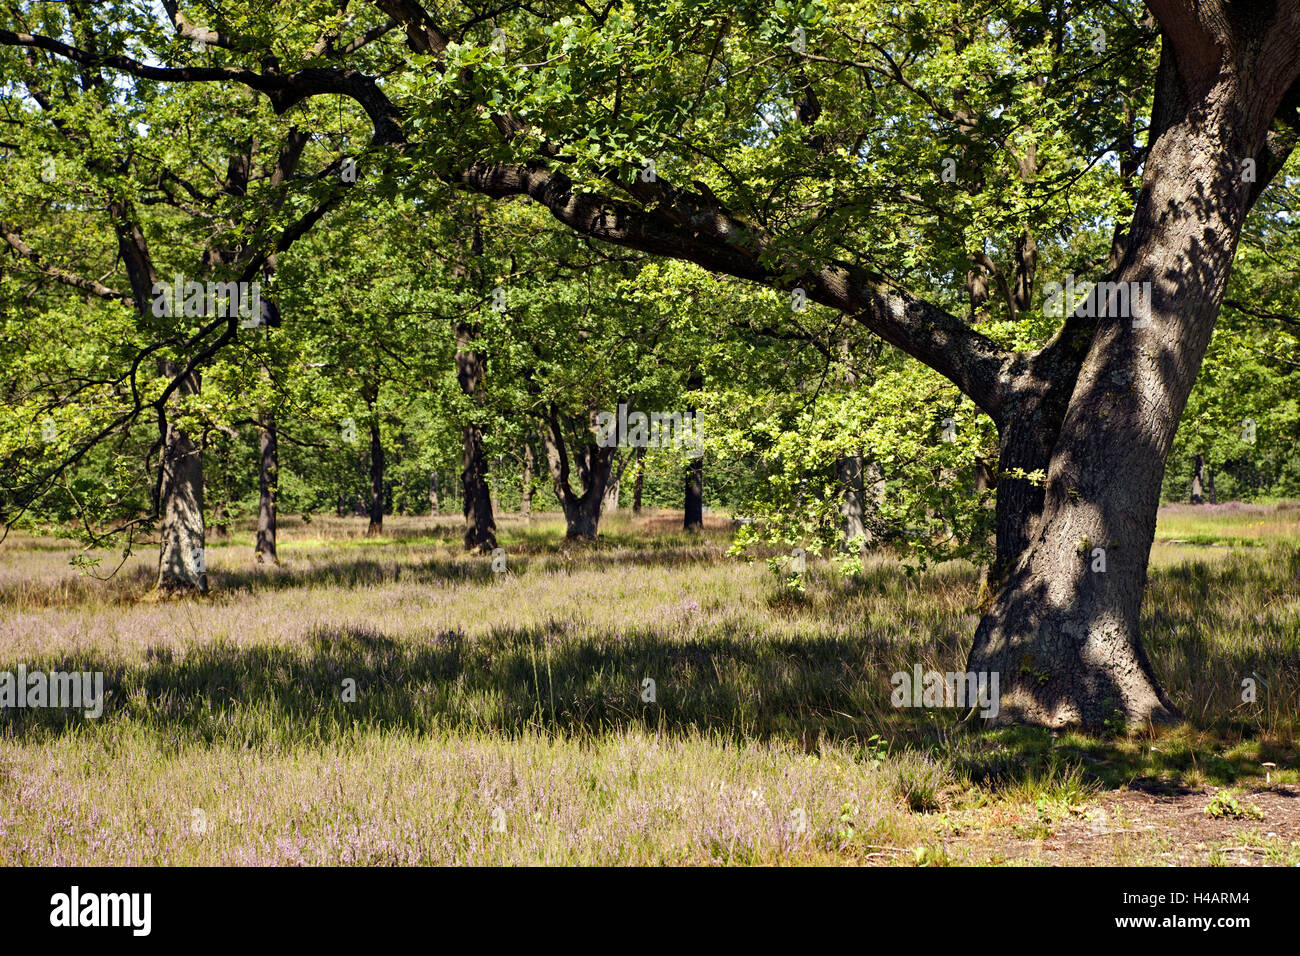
[968,39,1297,727]
[521,443,534,520]
[966,263,989,321]
[684,373,704,530]
[1207,465,1217,505]
[1191,454,1206,504]
[429,471,440,515]
[684,454,703,530]
[367,415,384,537]
[1012,231,1037,313]
[449,216,499,551]
[632,446,645,515]
[603,476,620,513]
[249,279,282,561]
[255,411,278,563]
[156,360,207,594]
[455,323,497,552]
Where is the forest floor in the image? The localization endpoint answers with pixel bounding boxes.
[0,504,1297,865]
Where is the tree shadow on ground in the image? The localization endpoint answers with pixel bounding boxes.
[210,546,734,594]
[4,617,1294,793]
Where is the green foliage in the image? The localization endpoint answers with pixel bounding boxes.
[0,0,1296,567]
[1204,792,1264,821]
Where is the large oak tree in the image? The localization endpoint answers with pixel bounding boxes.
[3,0,1298,726]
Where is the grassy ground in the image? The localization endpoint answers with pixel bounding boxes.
[0,506,1297,865]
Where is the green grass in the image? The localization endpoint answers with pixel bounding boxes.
[0,505,1296,865]
[1153,502,1300,548]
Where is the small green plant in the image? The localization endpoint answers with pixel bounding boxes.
[913,845,951,866]
[855,734,888,770]
[836,801,857,846]
[766,551,806,592]
[1101,701,1128,737]
[1205,792,1264,820]
[1014,806,1054,840]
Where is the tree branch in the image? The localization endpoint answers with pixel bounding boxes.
[456,161,1015,418]
[0,222,126,300]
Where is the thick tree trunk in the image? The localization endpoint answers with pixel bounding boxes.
[429,471,440,515]
[255,411,278,563]
[543,407,612,540]
[462,424,497,551]
[836,453,867,551]
[562,490,604,539]
[968,38,1298,728]
[367,416,384,537]
[521,443,534,520]
[156,361,207,595]
[1191,453,1206,504]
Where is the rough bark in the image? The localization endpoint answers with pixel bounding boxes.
[461,423,496,550]
[968,17,1300,728]
[543,405,613,540]
[9,1,1295,727]
[446,215,500,551]
[836,453,867,551]
[156,360,207,594]
[966,263,989,320]
[384,0,1300,728]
